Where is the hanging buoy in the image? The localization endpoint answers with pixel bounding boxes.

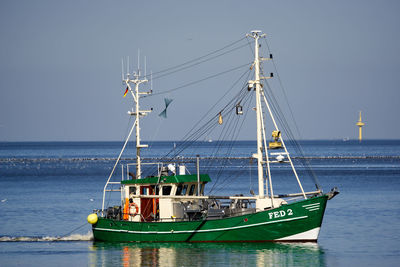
[218,112,223,125]
[87,213,98,225]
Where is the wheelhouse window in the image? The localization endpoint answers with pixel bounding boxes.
[176,184,183,195]
[140,186,155,196]
[182,184,188,195]
[188,184,196,196]
[151,185,160,195]
[162,185,172,196]
[129,186,137,196]
[141,187,148,195]
[200,183,205,195]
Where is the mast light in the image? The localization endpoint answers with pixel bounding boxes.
[236,104,243,115]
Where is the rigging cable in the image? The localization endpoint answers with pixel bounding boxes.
[245,36,255,57]
[166,80,249,160]
[144,37,247,79]
[261,77,321,190]
[145,67,252,178]
[263,38,302,139]
[153,63,254,194]
[159,67,252,159]
[151,43,249,81]
[208,90,254,194]
[164,69,254,193]
[147,62,251,97]
[257,38,322,189]
[105,115,133,209]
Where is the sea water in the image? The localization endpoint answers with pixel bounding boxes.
[0,140,399,266]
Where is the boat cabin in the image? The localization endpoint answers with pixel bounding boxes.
[120,173,211,222]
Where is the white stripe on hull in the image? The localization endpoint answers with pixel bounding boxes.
[94,215,309,235]
[302,203,320,208]
[303,203,321,212]
[276,227,321,241]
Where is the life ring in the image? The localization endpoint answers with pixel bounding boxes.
[129,202,139,216]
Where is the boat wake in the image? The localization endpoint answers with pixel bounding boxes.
[0,231,93,242]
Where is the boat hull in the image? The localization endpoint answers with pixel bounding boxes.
[92,195,328,242]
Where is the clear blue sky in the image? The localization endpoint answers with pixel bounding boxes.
[0,0,399,141]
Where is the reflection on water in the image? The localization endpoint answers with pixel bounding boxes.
[89,242,326,267]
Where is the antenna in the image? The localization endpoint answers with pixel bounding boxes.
[121,58,124,80]
[150,71,153,93]
[137,49,140,76]
[127,56,130,76]
[144,56,147,78]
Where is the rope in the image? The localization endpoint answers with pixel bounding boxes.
[151,43,249,81]
[263,38,302,138]
[55,222,88,241]
[147,63,251,97]
[154,68,252,162]
[142,37,247,79]
[105,116,133,209]
[261,77,321,190]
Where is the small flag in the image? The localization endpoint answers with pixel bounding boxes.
[123,86,129,97]
[218,112,223,125]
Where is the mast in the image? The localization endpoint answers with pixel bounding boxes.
[247,30,307,200]
[101,59,151,212]
[247,30,266,198]
[125,70,152,179]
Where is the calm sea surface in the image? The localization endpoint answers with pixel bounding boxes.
[0,140,399,266]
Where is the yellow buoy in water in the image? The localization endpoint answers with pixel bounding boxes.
[87,213,98,224]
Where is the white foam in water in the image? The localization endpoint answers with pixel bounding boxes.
[0,231,93,242]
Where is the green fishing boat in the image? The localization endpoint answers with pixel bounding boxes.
[87,30,339,242]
